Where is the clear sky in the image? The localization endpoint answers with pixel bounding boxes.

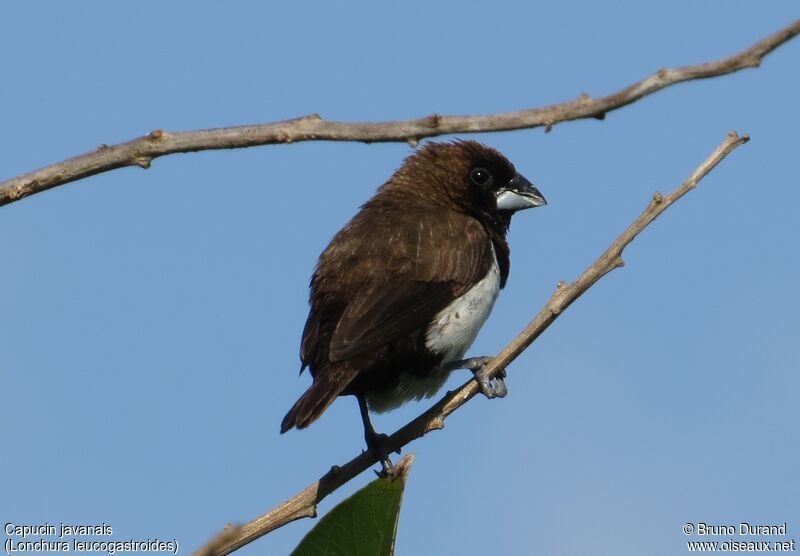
[1,2,798,555]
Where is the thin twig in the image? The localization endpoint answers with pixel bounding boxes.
[192,131,750,556]
[2,19,795,207]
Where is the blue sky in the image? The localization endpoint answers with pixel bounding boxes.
[1,2,798,555]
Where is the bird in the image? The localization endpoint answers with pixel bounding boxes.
[280,140,546,473]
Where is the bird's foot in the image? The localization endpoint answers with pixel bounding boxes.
[365,430,394,477]
[446,356,508,399]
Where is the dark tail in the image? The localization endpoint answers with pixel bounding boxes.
[280,372,351,433]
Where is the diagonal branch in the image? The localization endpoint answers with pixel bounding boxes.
[192,131,750,556]
[2,19,796,208]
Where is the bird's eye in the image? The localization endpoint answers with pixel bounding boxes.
[470,167,493,187]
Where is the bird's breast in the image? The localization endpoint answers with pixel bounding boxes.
[424,249,501,364]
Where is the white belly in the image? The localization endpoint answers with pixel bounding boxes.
[367,251,501,413]
[424,254,501,364]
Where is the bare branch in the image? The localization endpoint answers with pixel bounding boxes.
[3,19,795,208]
[192,131,750,556]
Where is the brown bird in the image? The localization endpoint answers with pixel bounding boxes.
[281,140,546,472]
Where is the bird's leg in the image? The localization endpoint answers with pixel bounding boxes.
[357,394,394,476]
[443,356,508,399]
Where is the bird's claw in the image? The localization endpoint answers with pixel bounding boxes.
[456,356,493,372]
[442,356,508,399]
[446,356,508,399]
[473,363,508,399]
[365,431,394,476]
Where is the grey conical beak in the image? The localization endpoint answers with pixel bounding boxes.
[496,173,547,212]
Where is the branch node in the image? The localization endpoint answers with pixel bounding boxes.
[544,123,553,133]
[95,144,110,152]
[388,453,415,482]
[652,191,664,204]
[424,417,445,433]
[556,280,567,289]
[307,113,322,121]
[657,67,669,78]
[614,257,625,269]
[728,130,750,144]
[133,157,152,169]
[10,184,25,200]
[579,92,591,101]
[292,504,317,521]
[148,129,165,141]
[407,137,419,148]
[426,113,441,128]
[744,54,762,68]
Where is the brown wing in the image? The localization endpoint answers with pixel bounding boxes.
[304,208,493,365]
[328,280,457,361]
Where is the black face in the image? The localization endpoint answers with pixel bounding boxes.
[463,150,546,220]
[464,155,518,215]
[468,160,516,195]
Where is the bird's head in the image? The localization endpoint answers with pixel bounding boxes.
[386,140,546,227]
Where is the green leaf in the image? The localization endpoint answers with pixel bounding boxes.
[291,454,414,556]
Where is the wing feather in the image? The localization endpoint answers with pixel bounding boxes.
[318,210,492,362]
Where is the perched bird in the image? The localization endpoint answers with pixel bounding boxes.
[281,140,546,471]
